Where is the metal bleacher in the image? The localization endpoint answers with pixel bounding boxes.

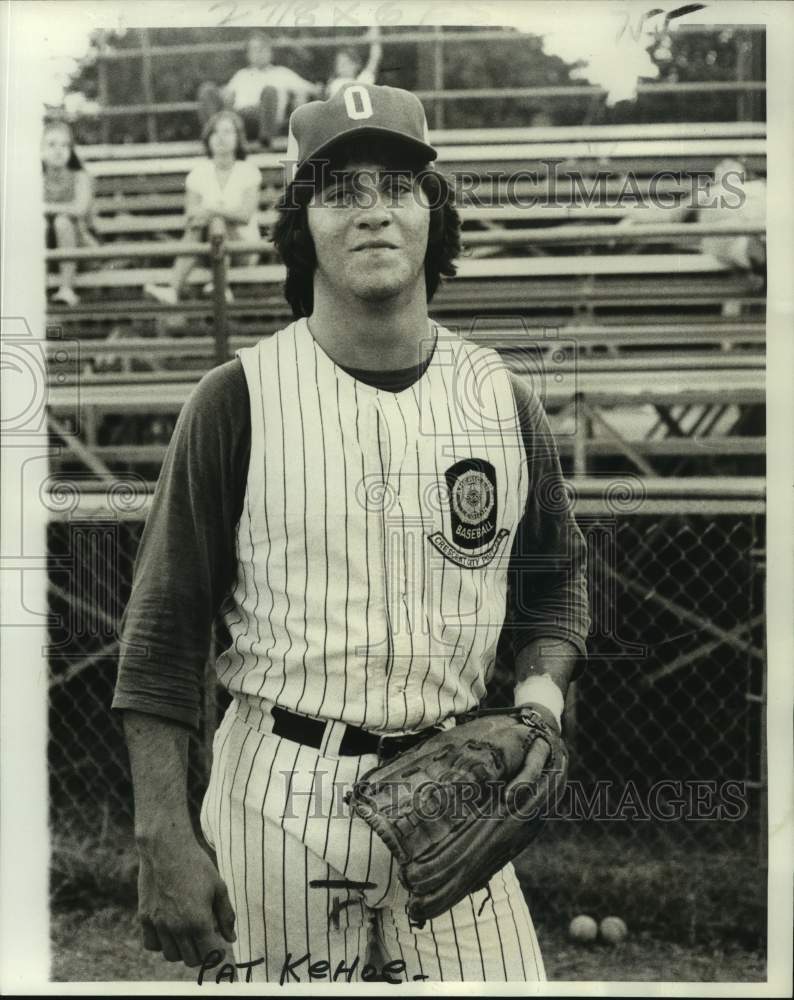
[45,28,766,484]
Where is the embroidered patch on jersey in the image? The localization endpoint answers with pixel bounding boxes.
[428,458,510,568]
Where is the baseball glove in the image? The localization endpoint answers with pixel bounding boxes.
[347,704,568,925]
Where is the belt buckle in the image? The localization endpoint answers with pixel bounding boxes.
[376,732,408,763]
[376,726,438,763]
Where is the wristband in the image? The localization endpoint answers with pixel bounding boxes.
[513,674,565,729]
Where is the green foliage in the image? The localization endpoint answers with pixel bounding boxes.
[62,25,760,146]
[441,32,587,128]
[610,26,765,124]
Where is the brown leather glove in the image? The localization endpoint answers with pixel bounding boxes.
[347,705,568,925]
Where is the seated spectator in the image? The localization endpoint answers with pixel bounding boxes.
[145,111,261,306]
[699,157,765,274]
[198,33,320,147]
[699,157,766,317]
[616,156,765,318]
[615,156,765,267]
[326,31,382,98]
[42,120,98,306]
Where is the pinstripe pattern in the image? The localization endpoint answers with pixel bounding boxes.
[219,319,527,732]
[201,707,377,982]
[201,317,547,982]
[202,706,546,982]
[372,866,545,982]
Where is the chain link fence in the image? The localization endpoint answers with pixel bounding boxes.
[47,493,766,943]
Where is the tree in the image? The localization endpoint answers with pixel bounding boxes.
[61,25,763,145]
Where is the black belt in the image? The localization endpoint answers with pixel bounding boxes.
[270,705,443,761]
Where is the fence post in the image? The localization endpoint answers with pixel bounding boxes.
[432,27,445,130]
[97,52,111,145]
[209,218,229,367]
[139,28,158,143]
[416,29,443,130]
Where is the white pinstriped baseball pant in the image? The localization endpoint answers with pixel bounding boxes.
[199,700,546,983]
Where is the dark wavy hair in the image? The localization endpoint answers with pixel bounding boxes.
[272,137,461,318]
[201,110,247,160]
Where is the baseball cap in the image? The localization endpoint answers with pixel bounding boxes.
[285,83,437,185]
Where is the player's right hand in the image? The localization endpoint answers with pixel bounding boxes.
[136,832,237,968]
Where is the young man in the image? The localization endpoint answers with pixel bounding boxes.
[113,83,590,983]
[198,33,320,146]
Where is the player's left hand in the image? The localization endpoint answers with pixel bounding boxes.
[503,703,564,812]
[348,706,570,924]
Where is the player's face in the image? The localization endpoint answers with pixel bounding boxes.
[248,38,272,68]
[42,128,72,169]
[307,160,431,305]
[208,117,239,158]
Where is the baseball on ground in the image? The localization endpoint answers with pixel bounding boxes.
[568,914,598,943]
[599,916,628,944]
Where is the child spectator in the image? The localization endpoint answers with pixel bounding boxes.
[326,31,382,98]
[145,111,262,305]
[42,120,98,306]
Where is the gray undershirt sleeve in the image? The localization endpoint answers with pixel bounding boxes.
[504,372,591,675]
[111,359,251,729]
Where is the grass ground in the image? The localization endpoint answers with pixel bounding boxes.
[50,904,766,984]
[50,820,767,984]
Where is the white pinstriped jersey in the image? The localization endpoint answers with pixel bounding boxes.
[216,318,529,733]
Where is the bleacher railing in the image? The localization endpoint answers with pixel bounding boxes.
[85,24,765,140]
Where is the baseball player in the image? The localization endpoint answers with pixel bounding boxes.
[113,82,590,983]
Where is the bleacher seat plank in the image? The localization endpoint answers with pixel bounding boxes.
[48,253,731,291]
[76,123,766,161]
[454,255,730,277]
[55,350,763,384]
[92,180,698,213]
[85,137,766,180]
[560,438,765,457]
[94,194,185,212]
[49,223,760,262]
[60,351,770,385]
[437,138,765,164]
[58,435,764,472]
[93,204,640,236]
[45,322,766,357]
[47,366,765,414]
[47,287,761,320]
